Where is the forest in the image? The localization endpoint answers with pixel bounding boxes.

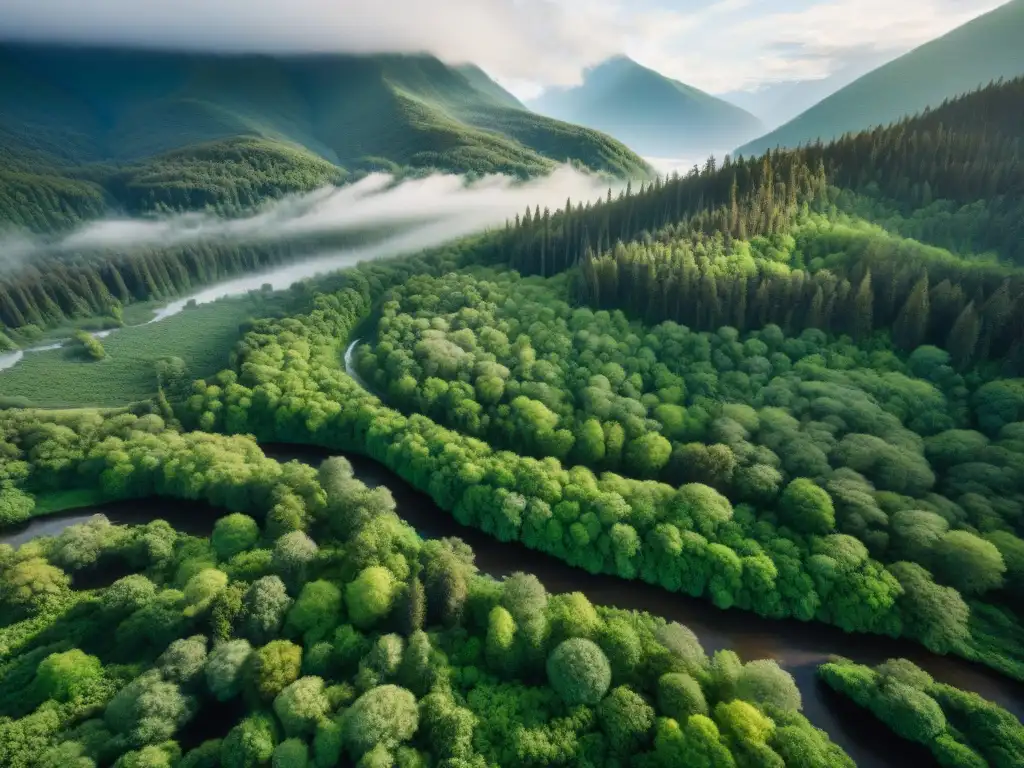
[1,70,1023,768]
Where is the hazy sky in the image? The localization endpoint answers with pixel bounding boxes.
[0,0,1007,95]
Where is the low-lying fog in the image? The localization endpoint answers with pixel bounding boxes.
[1,166,620,268]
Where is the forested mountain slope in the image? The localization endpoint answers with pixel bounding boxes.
[736,0,1024,156]
[530,55,763,156]
[0,43,649,230]
[496,76,1024,367]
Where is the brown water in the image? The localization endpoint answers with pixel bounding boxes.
[5,451,1021,767]
[264,442,1024,768]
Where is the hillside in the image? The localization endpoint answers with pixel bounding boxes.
[454,64,525,109]
[736,0,1024,156]
[529,55,763,156]
[717,51,894,131]
[0,43,650,231]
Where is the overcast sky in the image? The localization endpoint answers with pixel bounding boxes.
[0,0,1007,96]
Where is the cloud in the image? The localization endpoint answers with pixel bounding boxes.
[624,0,1008,92]
[0,0,623,86]
[0,0,1009,92]
[4,166,618,267]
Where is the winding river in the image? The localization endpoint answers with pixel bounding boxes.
[0,267,1021,766]
[5,441,1021,767]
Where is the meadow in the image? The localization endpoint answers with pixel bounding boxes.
[0,298,258,408]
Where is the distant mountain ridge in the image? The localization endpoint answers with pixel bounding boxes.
[736,0,1024,156]
[529,55,763,157]
[0,43,650,231]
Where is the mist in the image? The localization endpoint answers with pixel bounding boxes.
[5,165,618,265]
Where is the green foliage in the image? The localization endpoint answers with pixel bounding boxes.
[821,657,1024,766]
[273,677,330,737]
[658,673,708,722]
[735,660,802,713]
[737,0,1024,155]
[104,670,193,748]
[346,566,399,629]
[546,638,612,706]
[0,487,35,527]
[0,296,273,408]
[156,636,208,686]
[212,514,260,560]
[221,712,278,768]
[35,649,102,702]
[286,580,342,645]
[778,479,835,536]
[205,639,253,701]
[342,684,419,759]
[252,641,303,701]
[599,685,655,753]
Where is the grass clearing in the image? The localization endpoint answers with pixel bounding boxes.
[0,297,261,407]
[33,488,103,515]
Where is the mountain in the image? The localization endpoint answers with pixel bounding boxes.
[454,64,525,110]
[717,52,895,131]
[528,55,763,157]
[0,43,650,231]
[736,0,1024,156]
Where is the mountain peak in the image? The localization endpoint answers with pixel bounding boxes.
[530,57,762,156]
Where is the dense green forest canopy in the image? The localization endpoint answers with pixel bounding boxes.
[0,42,650,231]
[820,657,1024,767]
[0,409,855,768]
[736,0,1024,156]
[1,50,1024,768]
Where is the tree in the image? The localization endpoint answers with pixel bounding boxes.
[35,649,103,702]
[625,433,673,477]
[599,685,655,753]
[242,576,293,644]
[654,714,736,768]
[932,530,1006,595]
[0,487,34,526]
[658,673,708,722]
[206,639,253,701]
[342,685,419,759]
[220,712,278,768]
[874,681,947,744]
[273,531,318,586]
[157,636,208,686]
[272,738,308,768]
[286,580,342,645]
[485,606,516,675]
[105,670,193,747]
[893,274,930,350]
[947,303,980,369]
[274,677,330,737]
[656,623,708,676]
[346,566,398,629]
[736,660,801,712]
[183,568,228,617]
[546,638,612,706]
[212,514,260,560]
[1,557,69,611]
[252,640,303,701]
[113,742,182,768]
[102,575,157,615]
[888,562,970,653]
[778,479,834,535]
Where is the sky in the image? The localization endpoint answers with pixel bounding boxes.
[0,0,1008,96]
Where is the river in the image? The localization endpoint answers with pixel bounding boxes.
[0,212,511,373]
[3,444,1022,766]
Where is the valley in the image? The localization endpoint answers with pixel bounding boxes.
[2,7,1024,768]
